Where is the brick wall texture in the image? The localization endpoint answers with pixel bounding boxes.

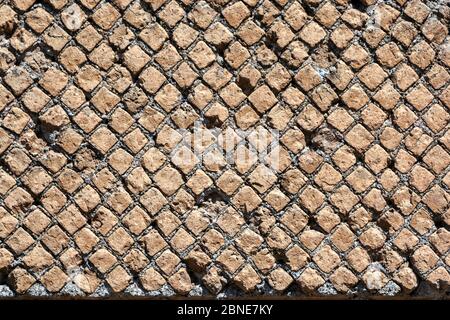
[0,0,449,298]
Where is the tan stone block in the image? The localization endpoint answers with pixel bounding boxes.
[331,267,358,293]
[76,65,102,93]
[77,24,102,51]
[92,206,118,236]
[74,227,98,254]
[394,229,419,253]
[394,267,418,292]
[74,185,100,214]
[58,204,86,235]
[299,21,326,47]
[297,268,325,293]
[359,227,386,251]
[89,248,117,273]
[121,249,147,274]
[268,268,293,292]
[140,267,166,291]
[430,228,450,255]
[43,24,70,51]
[23,209,50,235]
[8,268,35,293]
[41,267,68,293]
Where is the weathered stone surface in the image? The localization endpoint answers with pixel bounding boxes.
[0,0,447,299]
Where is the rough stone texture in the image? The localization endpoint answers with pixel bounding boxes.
[0,0,449,299]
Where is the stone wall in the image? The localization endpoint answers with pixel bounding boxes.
[0,0,449,298]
